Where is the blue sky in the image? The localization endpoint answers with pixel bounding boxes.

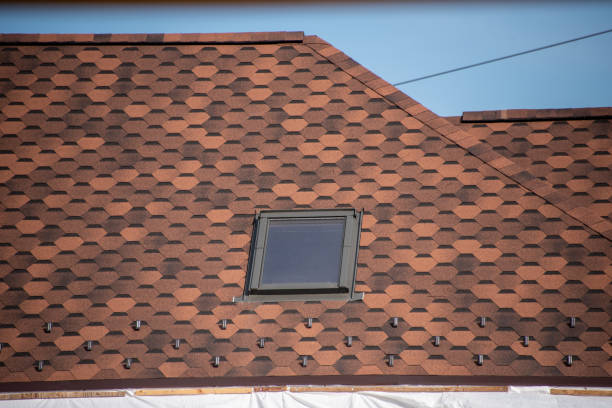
[1,1,611,116]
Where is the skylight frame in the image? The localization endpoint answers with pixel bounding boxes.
[237,208,362,302]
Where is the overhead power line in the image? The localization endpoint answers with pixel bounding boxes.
[392,28,612,86]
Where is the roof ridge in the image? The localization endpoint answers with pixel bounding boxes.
[461,107,612,123]
[0,31,304,44]
[303,36,612,242]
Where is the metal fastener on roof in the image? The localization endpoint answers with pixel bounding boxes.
[45,322,52,333]
[301,356,308,367]
[433,336,440,347]
[346,336,352,347]
[569,317,576,328]
[85,341,92,351]
[124,358,132,369]
[213,356,220,367]
[220,319,227,330]
[391,317,399,328]
[522,336,529,347]
[479,317,486,328]
[476,354,484,366]
[306,318,312,328]
[174,339,181,350]
[258,338,265,348]
[387,355,395,367]
[565,355,573,367]
[134,320,141,331]
[36,361,43,371]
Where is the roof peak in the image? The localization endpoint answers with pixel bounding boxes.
[0,31,304,44]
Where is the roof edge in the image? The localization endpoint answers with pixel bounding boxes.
[0,31,304,44]
[461,107,612,123]
[303,35,425,114]
[1,375,611,392]
[302,36,612,241]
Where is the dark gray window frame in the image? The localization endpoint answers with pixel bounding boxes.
[234,208,363,302]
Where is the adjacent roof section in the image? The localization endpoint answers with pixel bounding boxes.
[448,108,612,241]
[0,32,611,387]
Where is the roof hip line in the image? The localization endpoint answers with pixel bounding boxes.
[302,35,612,242]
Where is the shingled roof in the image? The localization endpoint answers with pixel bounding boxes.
[0,32,611,390]
[447,107,612,241]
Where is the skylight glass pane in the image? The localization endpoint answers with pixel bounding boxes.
[261,218,345,286]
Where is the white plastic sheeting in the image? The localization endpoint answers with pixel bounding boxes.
[2,387,611,408]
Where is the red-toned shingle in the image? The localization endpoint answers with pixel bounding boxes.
[0,32,610,386]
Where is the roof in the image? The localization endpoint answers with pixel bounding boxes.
[0,32,611,390]
[447,107,612,241]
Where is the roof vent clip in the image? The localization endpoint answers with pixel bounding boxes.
[522,336,529,347]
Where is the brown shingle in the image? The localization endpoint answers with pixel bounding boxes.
[0,32,610,387]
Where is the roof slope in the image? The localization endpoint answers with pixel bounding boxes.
[447,108,612,241]
[0,32,610,387]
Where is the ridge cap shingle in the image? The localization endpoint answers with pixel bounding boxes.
[0,31,305,44]
[460,107,612,123]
